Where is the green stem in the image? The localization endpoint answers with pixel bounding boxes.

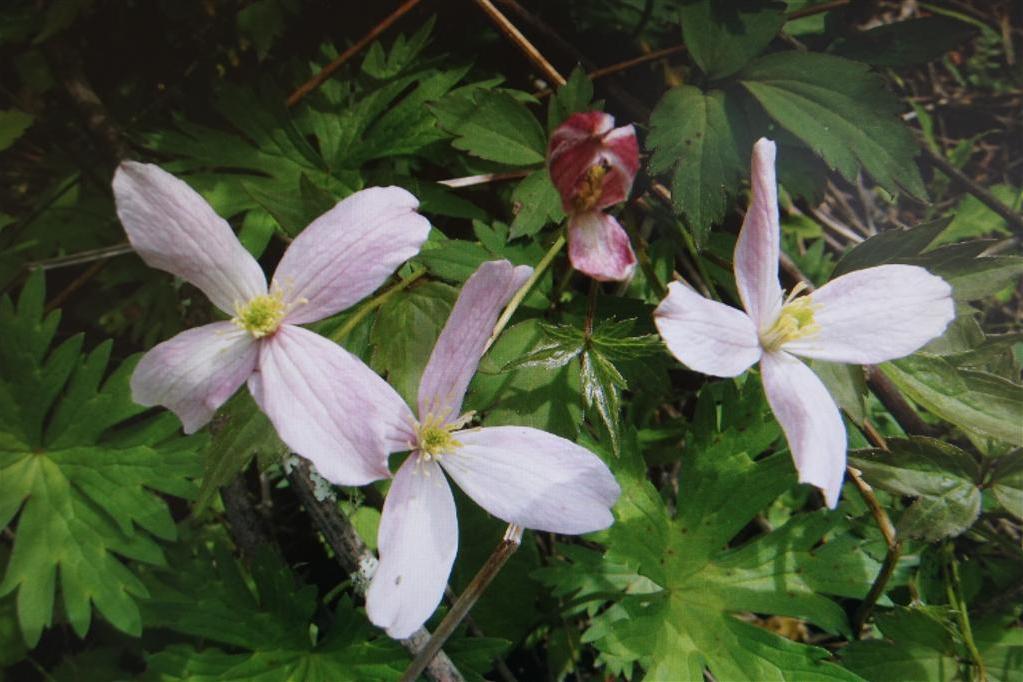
[944,544,987,681]
[484,234,566,352]
[678,224,719,301]
[331,267,427,343]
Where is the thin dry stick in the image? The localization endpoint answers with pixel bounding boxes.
[400,525,524,682]
[286,0,424,108]
[848,465,902,637]
[44,260,108,313]
[437,170,530,188]
[471,0,566,87]
[285,458,465,682]
[921,144,1023,236]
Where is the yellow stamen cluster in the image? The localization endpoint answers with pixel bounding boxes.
[233,291,286,338]
[415,413,464,462]
[759,285,820,352]
[571,163,609,213]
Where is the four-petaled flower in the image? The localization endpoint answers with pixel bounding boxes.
[548,111,640,282]
[113,162,430,485]
[653,138,955,507]
[363,260,622,638]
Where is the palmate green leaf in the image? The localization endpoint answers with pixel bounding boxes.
[739,51,926,199]
[842,607,1023,682]
[0,272,203,647]
[850,438,982,542]
[679,0,785,79]
[508,169,564,240]
[141,538,408,682]
[583,389,879,681]
[881,355,1023,446]
[647,85,748,245]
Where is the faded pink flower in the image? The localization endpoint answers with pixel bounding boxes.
[364,260,621,639]
[548,111,639,282]
[113,161,430,485]
[653,139,955,507]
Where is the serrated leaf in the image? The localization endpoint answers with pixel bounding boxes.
[580,387,877,680]
[546,65,594,132]
[679,0,786,79]
[740,51,926,199]
[446,91,547,166]
[581,348,626,455]
[989,451,1023,521]
[881,355,1023,446]
[850,437,982,541]
[647,85,747,244]
[195,391,287,514]
[0,272,203,646]
[509,169,565,240]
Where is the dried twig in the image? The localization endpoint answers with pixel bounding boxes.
[286,0,424,108]
[921,144,1023,236]
[284,457,465,682]
[472,0,565,86]
[848,465,902,637]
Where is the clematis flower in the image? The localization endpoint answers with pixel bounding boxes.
[113,161,431,485]
[548,111,639,282]
[364,260,621,638]
[653,138,954,508]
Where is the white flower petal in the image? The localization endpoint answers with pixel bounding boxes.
[367,457,457,640]
[441,426,620,534]
[417,260,531,423]
[733,138,783,329]
[782,264,955,364]
[130,322,258,434]
[760,351,846,508]
[113,162,266,314]
[273,187,430,324]
[654,281,762,377]
[248,325,413,486]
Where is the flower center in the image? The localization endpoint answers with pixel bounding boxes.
[233,291,286,338]
[414,412,474,462]
[759,284,820,352]
[571,162,609,213]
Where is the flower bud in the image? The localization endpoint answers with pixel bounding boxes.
[547,112,639,214]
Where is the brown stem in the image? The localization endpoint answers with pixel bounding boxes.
[472,0,565,86]
[221,474,276,562]
[286,0,424,108]
[865,366,940,438]
[920,145,1023,236]
[400,525,524,682]
[43,260,107,313]
[847,466,902,637]
[285,457,465,682]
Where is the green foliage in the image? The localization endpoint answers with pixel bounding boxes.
[442,90,547,167]
[830,16,978,67]
[0,109,33,151]
[679,0,785,79]
[739,51,927,199]
[508,169,564,240]
[0,272,203,646]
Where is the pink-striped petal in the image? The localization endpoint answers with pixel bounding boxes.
[441,426,620,534]
[366,457,457,639]
[248,325,413,486]
[547,112,639,212]
[734,138,783,329]
[417,260,531,423]
[113,162,266,315]
[781,264,955,364]
[567,212,637,282]
[654,281,762,377]
[760,351,846,508]
[272,187,430,324]
[130,322,258,434]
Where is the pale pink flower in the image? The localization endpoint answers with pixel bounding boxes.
[113,162,430,485]
[364,260,621,638]
[653,139,955,507]
[548,111,639,282]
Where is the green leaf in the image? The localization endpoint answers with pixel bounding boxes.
[832,219,949,278]
[446,91,547,166]
[581,348,626,455]
[236,0,286,60]
[508,169,565,240]
[842,607,1022,682]
[989,451,1023,521]
[849,437,981,541]
[195,391,287,514]
[580,388,877,680]
[546,65,594,132]
[647,85,747,244]
[740,51,926,199]
[881,354,1023,446]
[830,16,977,67]
[0,109,33,152]
[0,272,203,646]
[936,184,1018,246]
[142,536,409,681]
[812,360,867,425]
[370,281,457,408]
[679,0,786,79]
